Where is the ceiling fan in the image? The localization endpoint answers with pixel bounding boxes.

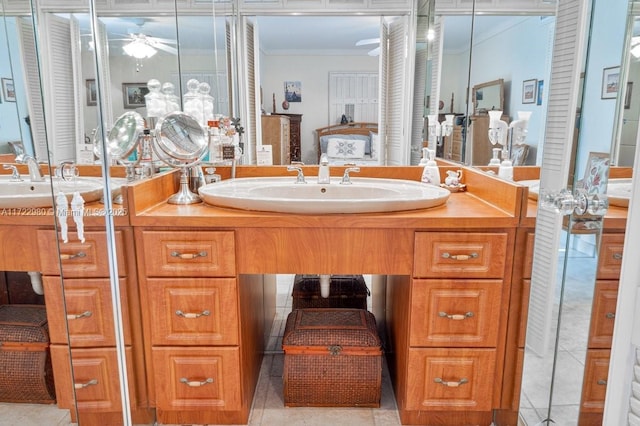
[355,38,380,57]
[120,33,178,58]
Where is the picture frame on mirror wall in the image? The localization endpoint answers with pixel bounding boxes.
[122,83,149,109]
[86,79,97,106]
[601,66,620,99]
[536,80,544,106]
[1,78,16,102]
[522,79,537,104]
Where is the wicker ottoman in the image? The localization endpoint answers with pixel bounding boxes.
[282,308,382,407]
[0,304,55,403]
[292,274,369,310]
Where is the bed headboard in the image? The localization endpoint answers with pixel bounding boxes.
[314,122,378,162]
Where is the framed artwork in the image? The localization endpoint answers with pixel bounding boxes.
[579,151,610,194]
[624,81,633,109]
[86,79,97,106]
[601,66,620,99]
[1,78,16,102]
[122,83,149,109]
[284,81,302,102]
[536,80,544,106]
[522,79,537,104]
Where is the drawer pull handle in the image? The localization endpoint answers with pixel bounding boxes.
[175,310,211,319]
[67,311,92,320]
[606,312,616,319]
[438,311,474,320]
[180,377,214,387]
[171,250,208,259]
[60,251,87,260]
[441,252,478,261]
[597,379,608,385]
[74,379,98,389]
[613,253,623,260]
[434,377,468,387]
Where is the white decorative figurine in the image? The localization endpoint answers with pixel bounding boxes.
[55,192,69,243]
[71,192,85,243]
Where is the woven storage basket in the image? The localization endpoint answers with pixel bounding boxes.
[292,275,369,310]
[282,308,382,407]
[0,304,55,403]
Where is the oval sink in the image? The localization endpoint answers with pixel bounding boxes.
[198,177,451,213]
[0,176,106,208]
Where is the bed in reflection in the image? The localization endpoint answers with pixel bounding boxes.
[315,122,380,165]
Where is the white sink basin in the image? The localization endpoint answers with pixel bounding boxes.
[198,177,451,213]
[0,176,106,208]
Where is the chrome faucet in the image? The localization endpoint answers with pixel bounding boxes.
[17,155,45,182]
[318,153,330,184]
[287,165,307,184]
[341,167,360,185]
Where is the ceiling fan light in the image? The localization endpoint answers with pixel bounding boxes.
[123,40,157,59]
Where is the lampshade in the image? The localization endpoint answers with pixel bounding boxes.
[123,39,157,59]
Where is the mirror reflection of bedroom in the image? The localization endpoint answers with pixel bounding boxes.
[254,16,383,166]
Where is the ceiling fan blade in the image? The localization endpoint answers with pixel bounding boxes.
[154,43,178,55]
[367,46,380,56]
[355,38,380,47]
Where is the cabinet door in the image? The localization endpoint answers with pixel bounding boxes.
[596,233,624,280]
[44,277,131,347]
[50,346,136,412]
[406,348,496,411]
[147,278,239,346]
[580,349,610,413]
[588,281,618,348]
[410,279,502,347]
[414,232,508,279]
[152,346,242,411]
[140,231,236,277]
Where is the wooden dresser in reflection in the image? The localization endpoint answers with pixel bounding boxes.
[279,113,302,162]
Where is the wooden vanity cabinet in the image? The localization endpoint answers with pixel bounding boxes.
[135,229,266,425]
[388,231,513,425]
[578,232,623,425]
[37,228,149,425]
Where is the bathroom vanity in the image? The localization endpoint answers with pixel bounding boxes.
[0,164,628,425]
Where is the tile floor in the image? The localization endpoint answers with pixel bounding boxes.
[0,274,401,426]
[0,257,598,426]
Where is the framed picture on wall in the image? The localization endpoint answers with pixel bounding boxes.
[1,78,16,102]
[522,79,537,104]
[284,81,302,102]
[601,66,620,99]
[536,80,544,106]
[86,79,97,106]
[122,83,149,109]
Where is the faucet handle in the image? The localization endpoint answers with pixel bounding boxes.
[3,164,22,182]
[286,165,307,184]
[341,167,360,185]
[57,161,78,181]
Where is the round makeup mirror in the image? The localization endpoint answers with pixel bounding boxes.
[154,111,208,204]
[106,111,145,160]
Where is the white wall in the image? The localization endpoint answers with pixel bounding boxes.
[442,16,555,164]
[259,53,378,165]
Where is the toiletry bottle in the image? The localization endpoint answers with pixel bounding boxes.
[421,149,440,185]
[498,149,514,181]
[419,147,430,165]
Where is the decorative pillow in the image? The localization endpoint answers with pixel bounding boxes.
[320,134,371,155]
[369,132,379,160]
[326,138,366,159]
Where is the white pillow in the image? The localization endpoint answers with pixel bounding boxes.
[326,138,366,159]
[369,132,379,160]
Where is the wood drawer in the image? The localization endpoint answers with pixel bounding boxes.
[414,232,508,279]
[596,233,624,280]
[152,346,241,411]
[38,230,126,278]
[409,279,502,347]
[140,231,235,277]
[44,277,131,347]
[50,345,136,413]
[406,348,496,411]
[147,278,239,346]
[580,349,610,413]
[588,281,618,349]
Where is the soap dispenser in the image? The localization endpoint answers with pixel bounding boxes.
[419,147,430,165]
[498,149,513,181]
[421,149,440,185]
